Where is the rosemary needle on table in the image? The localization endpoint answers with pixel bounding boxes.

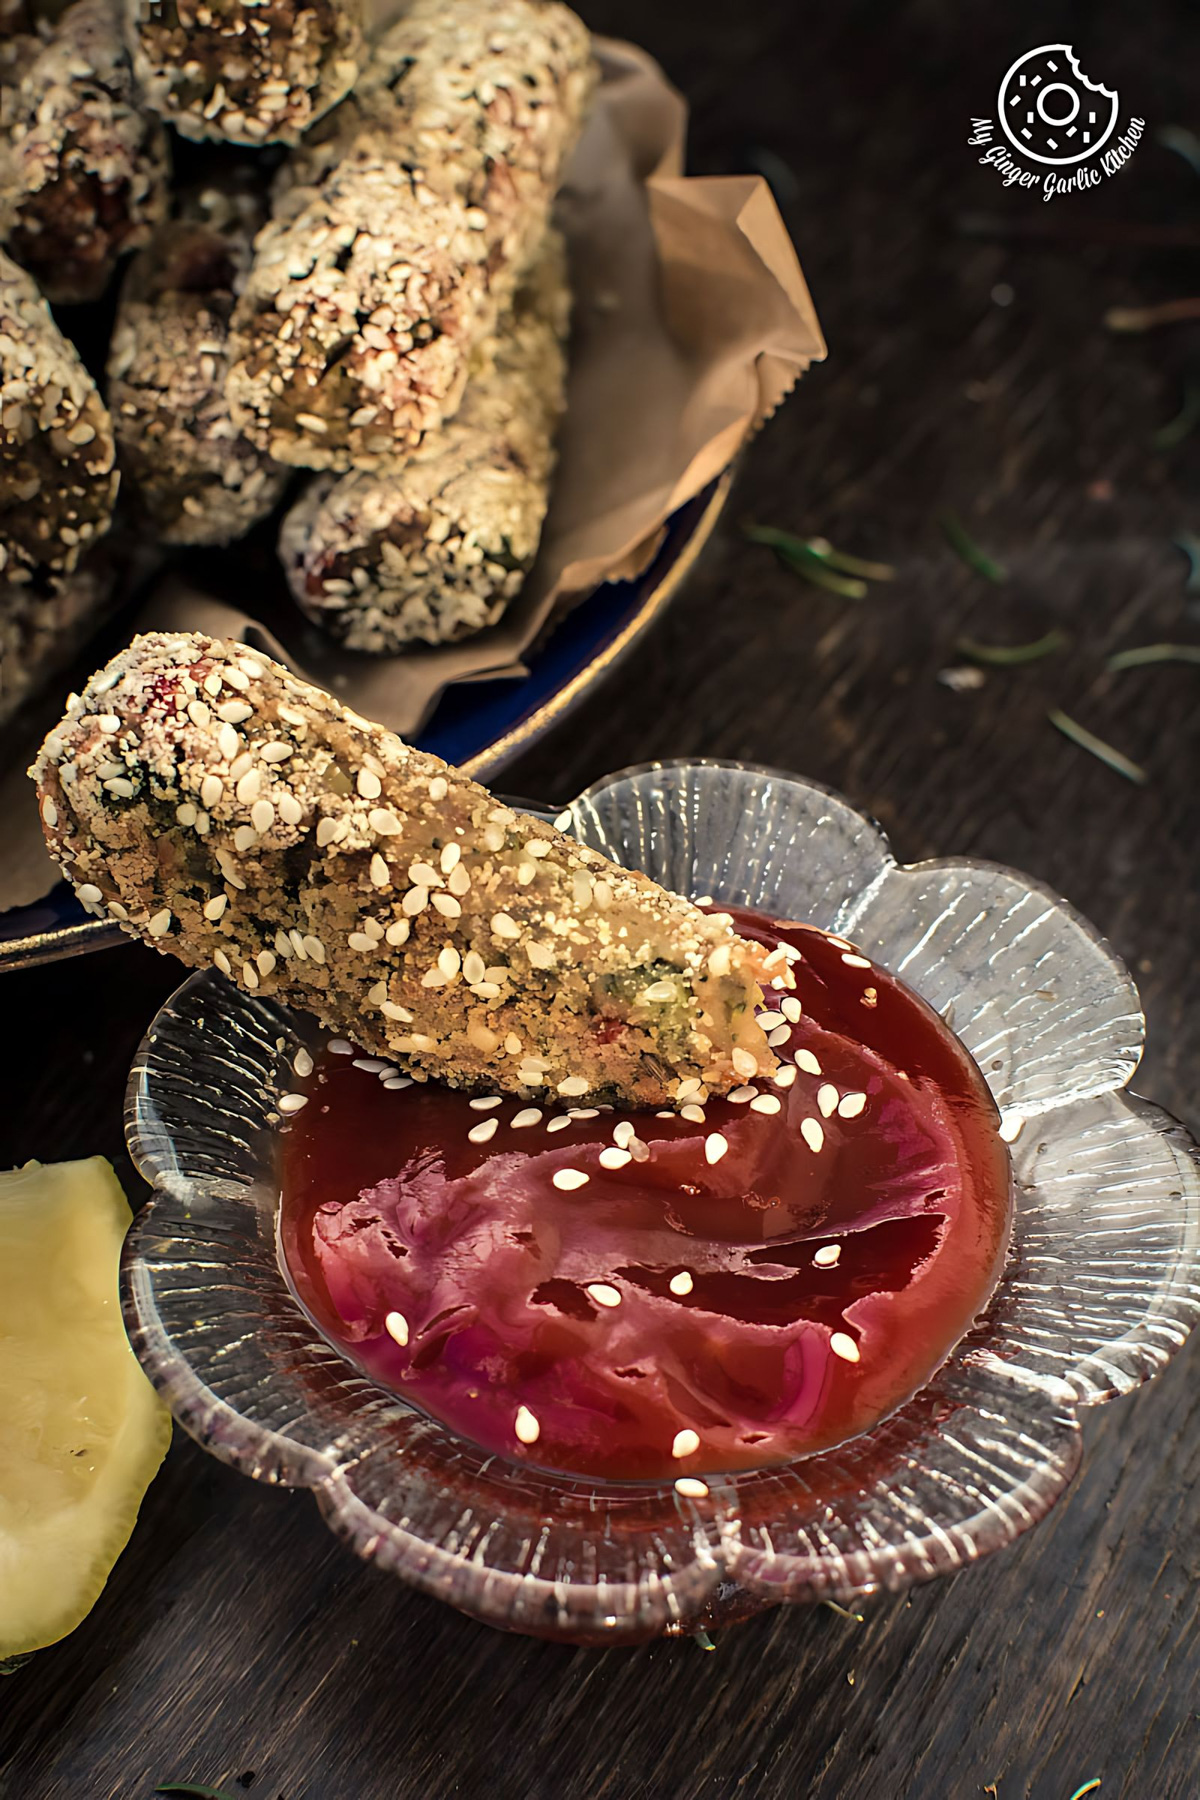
[938,510,1007,583]
[956,630,1067,666]
[1048,709,1148,785]
[743,524,894,599]
[1107,643,1200,671]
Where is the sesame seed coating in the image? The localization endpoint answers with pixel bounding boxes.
[107,178,289,546]
[226,0,593,472]
[0,0,169,304]
[0,250,119,585]
[31,630,778,1106]
[126,0,365,147]
[281,229,568,650]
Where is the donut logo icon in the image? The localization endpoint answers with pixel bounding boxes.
[997,45,1120,166]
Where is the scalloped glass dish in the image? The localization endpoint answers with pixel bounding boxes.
[122,761,1200,1643]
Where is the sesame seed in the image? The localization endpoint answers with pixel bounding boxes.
[357,768,382,799]
[447,863,471,896]
[613,1121,636,1149]
[842,953,873,969]
[348,932,376,953]
[557,1075,590,1098]
[203,894,227,921]
[801,1117,825,1153]
[302,935,325,963]
[380,1000,413,1022]
[233,825,258,853]
[95,714,120,733]
[77,882,103,904]
[838,1092,867,1119]
[104,777,135,798]
[781,996,803,1022]
[514,1405,540,1444]
[261,741,293,762]
[817,1083,840,1118]
[438,945,461,979]
[316,817,338,848]
[814,1244,841,1267]
[222,666,251,692]
[218,700,253,725]
[354,1058,389,1072]
[642,980,677,1003]
[599,1147,631,1170]
[468,1118,498,1145]
[408,861,440,888]
[675,1477,709,1499]
[672,1429,700,1458]
[41,797,58,828]
[235,769,261,805]
[217,723,240,760]
[669,1271,694,1296]
[830,1331,860,1363]
[553,1169,589,1190]
[675,1077,702,1101]
[176,803,197,827]
[251,799,275,834]
[328,1039,353,1054]
[492,912,520,939]
[546,1115,571,1131]
[200,773,223,810]
[428,776,449,801]
[628,1138,650,1163]
[504,1034,523,1055]
[432,892,461,917]
[369,853,390,889]
[795,1049,822,1075]
[705,1132,729,1164]
[587,1282,622,1307]
[213,949,232,975]
[385,918,410,946]
[187,701,210,728]
[148,908,172,937]
[728,1086,757,1104]
[462,951,486,985]
[767,1024,791,1048]
[278,1093,308,1114]
[243,962,259,989]
[757,1012,785,1031]
[440,842,461,873]
[731,1048,758,1079]
[383,1076,412,1090]
[680,1104,706,1124]
[402,886,429,916]
[369,809,402,836]
[385,1310,409,1347]
[774,1065,797,1089]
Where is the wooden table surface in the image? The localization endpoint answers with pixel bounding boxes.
[4,3,1199,1797]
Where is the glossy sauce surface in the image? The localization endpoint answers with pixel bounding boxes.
[279,911,1012,1482]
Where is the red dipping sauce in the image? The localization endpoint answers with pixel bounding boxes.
[279,910,1012,1483]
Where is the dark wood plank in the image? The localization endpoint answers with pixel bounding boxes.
[4,2,1200,1797]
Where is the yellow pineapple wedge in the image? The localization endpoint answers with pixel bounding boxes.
[0,1157,171,1660]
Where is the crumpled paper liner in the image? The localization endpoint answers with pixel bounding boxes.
[0,36,823,913]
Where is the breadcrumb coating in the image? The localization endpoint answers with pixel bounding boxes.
[0,0,169,304]
[32,631,780,1106]
[125,0,365,147]
[108,178,290,546]
[226,0,593,471]
[0,250,119,585]
[280,229,569,650]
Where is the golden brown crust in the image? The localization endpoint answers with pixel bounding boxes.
[31,631,780,1106]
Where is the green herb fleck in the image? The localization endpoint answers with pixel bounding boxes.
[938,510,1006,583]
[1107,642,1200,672]
[822,1598,865,1623]
[744,525,873,598]
[1066,1781,1102,1800]
[956,629,1067,666]
[1174,532,1200,593]
[1152,379,1200,450]
[1157,124,1200,178]
[1048,710,1147,785]
[0,1654,32,1676]
[804,537,895,581]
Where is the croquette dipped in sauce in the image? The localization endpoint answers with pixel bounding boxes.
[31,632,780,1107]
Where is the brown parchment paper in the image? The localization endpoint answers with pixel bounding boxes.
[0,37,823,913]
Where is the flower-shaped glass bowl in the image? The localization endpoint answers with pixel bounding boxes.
[122,761,1200,1643]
